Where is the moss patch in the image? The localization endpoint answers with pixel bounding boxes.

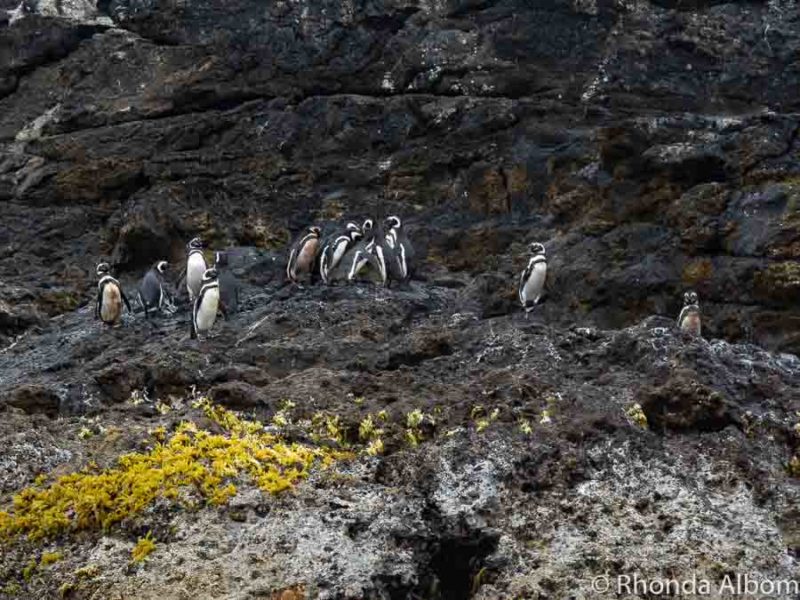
[0,399,345,543]
[131,532,156,563]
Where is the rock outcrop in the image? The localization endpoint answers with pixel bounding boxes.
[1,0,800,598]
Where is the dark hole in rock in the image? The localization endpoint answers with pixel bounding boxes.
[428,530,499,599]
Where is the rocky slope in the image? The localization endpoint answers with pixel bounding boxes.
[1,0,800,598]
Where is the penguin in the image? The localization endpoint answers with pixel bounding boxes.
[186,237,207,301]
[215,251,241,314]
[286,226,322,284]
[137,260,171,318]
[384,215,414,282]
[95,262,132,326]
[372,219,407,287]
[346,219,380,284]
[518,242,547,315]
[319,222,363,285]
[362,218,374,237]
[191,267,226,339]
[678,291,701,336]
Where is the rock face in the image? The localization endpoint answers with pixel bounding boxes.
[1,0,799,351]
[1,0,800,598]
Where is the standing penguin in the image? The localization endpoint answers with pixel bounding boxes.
[371,220,407,288]
[186,237,207,301]
[678,291,701,336]
[191,268,226,339]
[346,219,378,284]
[320,222,362,285]
[138,260,171,318]
[95,262,132,326]
[384,215,414,282]
[215,251,241,314]
[518,243,547,315]
[286,226,322,284]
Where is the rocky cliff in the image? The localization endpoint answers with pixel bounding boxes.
[1,0,800,598]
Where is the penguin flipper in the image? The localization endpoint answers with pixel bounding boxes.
[95,287,102,320]
[190,297,198,339]
[286,248,297,282]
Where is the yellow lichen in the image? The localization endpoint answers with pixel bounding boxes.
[365,439,384,456]
[40,551,63,567]
[789,456,800,478]
[131,532,156,563]
[625,403,649,429]
[476,408,500,432]
[74,565,100,579]
[405,429,420,447]
[0,399,345,543]
[406,409,424,429]
[272,412,290,428]
[358,415,383,442]
[518,419,533,436]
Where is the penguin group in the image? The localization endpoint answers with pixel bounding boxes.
[94,221,701,340]
[93,237,239,340]
[286,215,414,288]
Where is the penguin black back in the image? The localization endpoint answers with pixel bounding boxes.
[384,215,414,282]
[138,260,169,318]
[215,251,241,314]
[372,219,405,287]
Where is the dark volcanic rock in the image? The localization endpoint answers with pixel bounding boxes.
[1,0,800,598]
[3,383,61,415]
[208,380,266,410]
[0,0,798,350]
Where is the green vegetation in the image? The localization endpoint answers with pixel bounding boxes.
[626,403,649,429]
[0,398,345,543]
[131,532,156,563]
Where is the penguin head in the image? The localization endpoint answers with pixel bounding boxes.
[202,268,219,282]
[214,251,229,267]
[684,291,698,305]
[346,222,361,233]
[156,261,169,274]
[187,237,204,250]
[350,229,364,242]
[362,218,374,233]
[309,226,322,237]
[96,262,111,276]
[385,215,402,230]
[529,242,546,256]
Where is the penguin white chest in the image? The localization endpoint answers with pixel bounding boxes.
[187,253,207,299]
[101,283,122,323]
[522,262,546,305]
[332,239,349,268]
[296,238,319,273]
[680,311,701,336]
[195,287,220,333]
